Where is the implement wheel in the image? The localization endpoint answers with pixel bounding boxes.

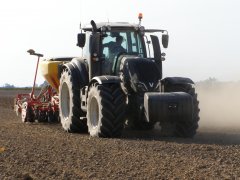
[21,102,34,123]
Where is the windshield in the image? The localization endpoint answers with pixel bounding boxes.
[102,31,144,61]
[100,31,145,75]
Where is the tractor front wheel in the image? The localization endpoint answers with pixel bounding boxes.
[87,83,126,138]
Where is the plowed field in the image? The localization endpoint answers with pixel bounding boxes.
[0,89,239,179]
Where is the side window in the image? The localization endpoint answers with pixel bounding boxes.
[131,33,137,52]
[144,34,154,58]
[82,33,90,60]
[102,32,113,59]
[119,32,127,50]
[129,32,144,57]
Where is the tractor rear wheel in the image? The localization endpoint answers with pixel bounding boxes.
[59,69,87,133]
[87,83,126,137]
[162,84,200,138]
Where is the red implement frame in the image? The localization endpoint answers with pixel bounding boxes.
[14,49,59,123]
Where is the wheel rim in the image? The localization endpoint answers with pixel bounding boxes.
[61,82,70,120]
[89,96,99,128]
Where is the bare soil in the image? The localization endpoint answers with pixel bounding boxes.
[0,89,240,179]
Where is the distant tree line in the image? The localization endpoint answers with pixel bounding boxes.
[0,81,48,89]
[1,78,240,89]
[196,77,240,90]
[2,83,15,88]
[196,77,218,86]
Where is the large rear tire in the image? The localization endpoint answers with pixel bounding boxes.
[163,84,200,138]
[59,69,87,133]
[87,83,126,138]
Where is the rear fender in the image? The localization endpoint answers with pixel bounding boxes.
[59,58,89,89]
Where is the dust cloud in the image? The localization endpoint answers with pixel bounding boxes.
[196,81,240,129]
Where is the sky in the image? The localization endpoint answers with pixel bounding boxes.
[0,0,240,87]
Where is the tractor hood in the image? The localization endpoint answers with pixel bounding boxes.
[119,57,161,94]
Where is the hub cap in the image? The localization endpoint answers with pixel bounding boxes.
[89,97,99,128]
[61,82,70,120]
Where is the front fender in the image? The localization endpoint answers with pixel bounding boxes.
[85,76,121,101]
[161,77,194,86]
[161,77,195,92]
[90,76,121,85]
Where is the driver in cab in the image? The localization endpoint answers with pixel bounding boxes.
[102,35,126,74]
[103,35,126,60]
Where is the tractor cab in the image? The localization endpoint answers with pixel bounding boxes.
[77,18,169,80]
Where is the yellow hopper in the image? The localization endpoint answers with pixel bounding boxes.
[40,57,73,92]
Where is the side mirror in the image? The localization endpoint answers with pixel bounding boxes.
[77,33,86,48]
[162,34,169,48]
[150,35,161,62]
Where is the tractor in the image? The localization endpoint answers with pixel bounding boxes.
[58,14,200,138]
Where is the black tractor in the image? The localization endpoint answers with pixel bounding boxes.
[58,17,200,138]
